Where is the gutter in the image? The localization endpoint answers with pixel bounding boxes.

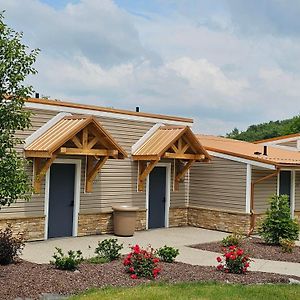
[248,168,280,236]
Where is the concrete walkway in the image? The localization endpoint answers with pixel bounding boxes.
[22,227,300,277]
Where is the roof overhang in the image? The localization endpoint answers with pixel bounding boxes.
[132,125,210,191]
[25,115,127,193]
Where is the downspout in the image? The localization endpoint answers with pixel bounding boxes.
[248,167,280,236]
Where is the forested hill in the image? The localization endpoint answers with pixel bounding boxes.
[226,115,300,142]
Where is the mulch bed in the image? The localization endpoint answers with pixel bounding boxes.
[190,237,300,263]
[0,259,299,300]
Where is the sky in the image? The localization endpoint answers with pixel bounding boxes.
[1,0,300,134]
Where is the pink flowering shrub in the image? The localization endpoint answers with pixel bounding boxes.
[216,245,251,274]
[123,244,160,279]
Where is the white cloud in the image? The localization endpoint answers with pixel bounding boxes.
[1,0,300,134]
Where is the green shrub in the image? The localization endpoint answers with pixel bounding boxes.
[85,256,109,264]
[279,238,295,253]
[51,247,83,271]
[0,225,25,265]
[95,238,123,261]
[156,245,179,263]
[221,232,244,247]
[258,194,299,245]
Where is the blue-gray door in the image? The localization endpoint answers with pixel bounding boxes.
[279,170,291,203]
[148,167,166,229]
[48,163,75,238]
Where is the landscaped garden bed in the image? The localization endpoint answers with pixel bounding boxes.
[190,237,300,263]
[0,259,299,300]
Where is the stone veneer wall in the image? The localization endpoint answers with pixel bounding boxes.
[169,207,188,227]
[0,216,45,241]
[188,206,251,234]
[78,209,146,236]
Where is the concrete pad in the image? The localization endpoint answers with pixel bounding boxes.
[21,227,300,277]
[22,227,227,264]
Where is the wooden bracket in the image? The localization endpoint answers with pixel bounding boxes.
[33,156,57,193]
[174,159,195,191]
[85,156,109,192]
[138,160,159,191]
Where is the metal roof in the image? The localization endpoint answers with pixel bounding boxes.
[25,115,127,159]
[132,125,210,160]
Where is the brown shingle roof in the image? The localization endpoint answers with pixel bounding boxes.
[197,134,300,166]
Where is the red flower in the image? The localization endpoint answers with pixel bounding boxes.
[229,245,236,250]
[230,254,236,260]
[153,258,160,263]
[225,252,231,259]
[133,245,141,254]
[244,262,250,268]
[123,259,131,266]
[237,249,244,256]
[129,267,135,273]
[131,274,138,279]
[216,257,222,263]
[217,264,223,270]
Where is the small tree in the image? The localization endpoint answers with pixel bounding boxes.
[0,12,39,207]
[258,194,299,245]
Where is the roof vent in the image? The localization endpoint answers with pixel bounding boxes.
[254,151,262,155]
[35,92,39,99]
[263,145,268,156]
[136,106,140,112]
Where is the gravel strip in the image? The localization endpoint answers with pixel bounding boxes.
[190,237,300,263]
[0,259,299,300]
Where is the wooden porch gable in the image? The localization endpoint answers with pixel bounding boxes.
[25,116,127,193]
[132,126,210,191]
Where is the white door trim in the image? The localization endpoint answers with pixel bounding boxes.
[44,158,81,240]
[245,164,252,214]
[145,162,171,230]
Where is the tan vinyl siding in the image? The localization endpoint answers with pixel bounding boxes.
[1,107,187,218]
[295,171,300,211]
[189,157,247,212]
[252,168,277,213]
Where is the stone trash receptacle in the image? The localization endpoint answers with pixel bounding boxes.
[112,205,139,237]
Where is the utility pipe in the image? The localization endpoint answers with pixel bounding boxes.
[248,168,280,236]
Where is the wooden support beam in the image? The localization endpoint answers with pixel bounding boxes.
[174,159,195,191]
[87,136,98,149]
[138,160,159,191]
[71,135,82,148]
[171,144,178,153]
[82,127,88,149]
[34,155,56,193]
[164,152,205,160]
[25,150,51,158]
[59,147,118,156]
[132,155,160,161]
[86,156,109,192]
[180,143,190,154]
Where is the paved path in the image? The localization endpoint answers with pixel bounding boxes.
[22,227,300,277]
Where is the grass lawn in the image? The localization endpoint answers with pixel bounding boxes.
[69,282,300,300]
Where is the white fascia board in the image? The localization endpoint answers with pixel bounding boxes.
[25,112,71,147]
[266,144,299,152]
[245,164,252,214]
[208,151,276,170]
[262,136,300,145]
[131,123,162,154]
[25,102,193,127]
